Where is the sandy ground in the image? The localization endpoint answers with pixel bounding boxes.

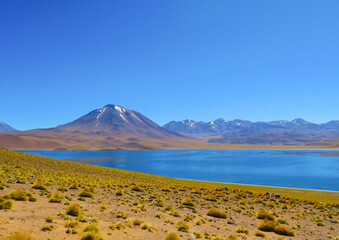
[0,183,338,240]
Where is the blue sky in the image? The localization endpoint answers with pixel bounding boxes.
[1,1,339,130]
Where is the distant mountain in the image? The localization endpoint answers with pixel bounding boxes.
[163,118,339,144]
[164,118,252,137]
[1,106,339,149]
[58,104,183,138]
[0,105,199,150]
[0,121,17,131]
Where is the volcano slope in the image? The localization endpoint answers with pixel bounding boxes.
[0,104,200,150]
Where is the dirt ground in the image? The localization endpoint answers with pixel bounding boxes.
[0,183,338,240]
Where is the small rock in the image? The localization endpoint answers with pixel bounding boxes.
[66,229,71,234]
[185,233,196,239]
[227,221,237,225]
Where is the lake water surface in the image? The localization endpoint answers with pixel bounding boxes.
[21,149,339,191]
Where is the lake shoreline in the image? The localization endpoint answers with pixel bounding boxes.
[177,177,339,193]
[13,146,339,151]
[19,149,339,194]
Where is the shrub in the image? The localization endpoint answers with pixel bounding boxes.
[99,205,107,211]
[184,214,194,222]
[254,231,266,238]
[273,225,295,236]
[267,201,276,208]
[79,188,94,198]
[45,216,54,223]
[115,189,123,196]
[109,222,125,230]
[257,219,278,232]
[256,210,275,220]
[278,219,288,225]
[169,209,180,217]
[164,232,181,240]
[57,185,68,192]
[177,220,189,232]
[81,232,102,240]
[161,186,171,192]
[116,211,127,219]
[191,188,202,194]
[41,225,53,231]
[141,223,151,230]
[182,197,195,206]
[207,208,227,218]
[66,203,81,216]
[82,224,102,240]
[164,205,173,211]
[155,198,164,207]
[0,197,14,209]
[203,195,217,202]
[84,224,100,233]
[69,181,79,189]
[133,219,143,226]
[317,221,324,226]
[28,196,37,202]
[7,189,28,201]
[32,180,47,190]
[235,226,249,234]
[49,192,63,203]
[131,185,144,192]
[196,219,204,225]
[4,231,36,240]
[65,221,79,228]
[193,231,202,238]
[19,178,27,184]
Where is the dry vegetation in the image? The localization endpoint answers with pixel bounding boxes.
[0,149,338,239]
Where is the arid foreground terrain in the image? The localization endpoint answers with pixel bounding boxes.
[0,149,338,240]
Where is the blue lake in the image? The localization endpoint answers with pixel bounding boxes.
[20,149,339,191]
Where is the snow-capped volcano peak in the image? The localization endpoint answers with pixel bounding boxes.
[291,118,311,125]
[58,104,181,138]
[114,105,126,113]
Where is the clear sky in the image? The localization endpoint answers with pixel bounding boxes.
[1,0,339,130]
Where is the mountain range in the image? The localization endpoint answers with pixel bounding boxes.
[1,105,339,150]
[0,121,17,131]
[0,105,202,150]
[163,118,339,144]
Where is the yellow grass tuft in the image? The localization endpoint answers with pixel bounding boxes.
[0,197,14,209]
[177,220,189,232]
[69,181,79,189]
[32,180,47,190]
[164,232,182,240]
[207,207,227,218]
[256,209,275,220]
[3,231,36,240]
[49,192,63,203]
[7,189,28,201]
[182,197,195,206]
[79,188,94,198]
[273,225,295,236]
[257,219,279,232]
[66,203,81,216]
